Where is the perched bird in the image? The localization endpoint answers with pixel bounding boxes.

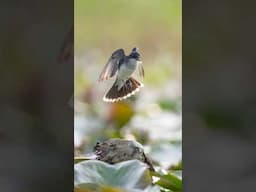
[93,139,155,171]
[99,47,144,102]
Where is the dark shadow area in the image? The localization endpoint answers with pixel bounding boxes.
[183,0,256,191]
[0,1,73,191]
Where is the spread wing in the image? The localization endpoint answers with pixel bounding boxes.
[136,61,144,78]
[98,49,125,81]
[138,62,144,77]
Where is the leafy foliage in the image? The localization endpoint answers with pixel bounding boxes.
[74,160,158,191]
[152,172,182,192]
[74,159,182,192]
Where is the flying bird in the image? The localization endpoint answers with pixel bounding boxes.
[99,47,144,102]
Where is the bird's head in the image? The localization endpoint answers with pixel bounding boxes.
[129,47,141,60]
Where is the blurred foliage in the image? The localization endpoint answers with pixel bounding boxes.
[74,160,156,191]
[169,161,182,171]
[74,159,182,192]
[74,0,181,53]
[107,102,134,129]
[74,0,181,191]
[158,98,181,112]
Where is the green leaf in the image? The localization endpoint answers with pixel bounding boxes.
[74,156,93,164]
[74,160,160,192]
[169,161,182,171]
[152,172,182,192]
[158,99,178,111]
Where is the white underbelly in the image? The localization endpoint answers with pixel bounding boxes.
[117,59,137,80]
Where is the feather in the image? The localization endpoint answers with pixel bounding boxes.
[137,62,144,77]
[98,49,125,81]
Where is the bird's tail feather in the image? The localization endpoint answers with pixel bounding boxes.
[103,77,143,102]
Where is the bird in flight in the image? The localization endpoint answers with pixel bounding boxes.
[99,47,144,102]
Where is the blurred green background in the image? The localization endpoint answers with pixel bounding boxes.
[74,0,181,172]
